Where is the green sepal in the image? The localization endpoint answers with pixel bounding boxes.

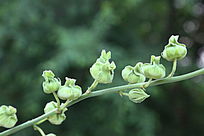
[128,89,150,103]
[57,77,82,100]
[162,35,187,61]
[42,70,61,94]
[44,101,67,125]
[122,62,146,84]
[90,50,116,84]
[0,105,18,128]
[141,55,166,79]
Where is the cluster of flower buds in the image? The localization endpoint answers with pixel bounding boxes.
[42,70,61,94]
[90,50,116,84]
[128,89,150,103]
[0,35,189,135]
[122,62,146,84]
[162,35,187,61]
[44,101,67,125]
[41,70,83,126]
[57,77,82,100]
[121,35,188,104]
[0,105,18,128]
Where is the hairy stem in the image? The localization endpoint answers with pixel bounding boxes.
[0,68,204,136]
[167,59,177,78]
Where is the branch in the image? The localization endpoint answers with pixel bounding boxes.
[0,68,204,136]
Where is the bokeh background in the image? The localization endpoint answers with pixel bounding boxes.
[0,0,204,136]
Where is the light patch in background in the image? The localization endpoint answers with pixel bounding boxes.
[193,3,204,17]
[179,56,192,67]
[183,20,199,33]
[180,36,193,48]
[194,33,204,44]
[174,0,187,9]
[197,47,204,68]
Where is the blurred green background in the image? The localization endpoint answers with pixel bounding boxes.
[0,0,204,136]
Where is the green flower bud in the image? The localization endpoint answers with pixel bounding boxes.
[122,62,146,84]
[142,55,166,79]
[44,101,67,125]
[0,105,18,128]
[128,89,150,103]
[57,77,82,100]
[90,50,116,84]
[42,70,61,94]
[47,133,56,136]
[162,35,187,61]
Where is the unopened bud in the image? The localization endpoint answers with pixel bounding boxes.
[42,70,61,94]
[122,62,146,84]
[142,56,166,79]
[44,101,67,125]
[0,105,18,128]
[90,50,116,84]
[128,89,150,103]
[162,35,187,61]
[57,77,82,101]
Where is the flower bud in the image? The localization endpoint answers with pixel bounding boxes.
[0,105,18,128]
[42,70,61,94]
[44,101,67,125]
[128,89,150,103]
[122,62,146,84]
[47,133,56,136]
[57,77,82,100]
[142,55,166,79]
[90,50,116,84]
[162,35,187,61]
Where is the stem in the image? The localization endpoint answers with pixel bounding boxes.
[60,99,70,110]
[167,59,177,78]
[53,92,60,109]
[120,92,129,96]
[33,125,46,136]
[0,68,204,136]
[36,118,48,125]
[84,80,98,94]
[143,78,152,88]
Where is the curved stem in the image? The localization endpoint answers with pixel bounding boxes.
[60,99,70,110]
[33,125,46,136]
[167,59,177,78]
[84,80,98,94]
[0,68,204,136]
[52,92,60,109]
[143,78,152,88]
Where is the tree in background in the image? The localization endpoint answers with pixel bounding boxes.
[0,0,204,136]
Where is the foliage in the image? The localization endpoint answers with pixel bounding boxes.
[0,0,204,136]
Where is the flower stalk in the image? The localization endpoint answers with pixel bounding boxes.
[0,68,204,136]
[167,59,177,78]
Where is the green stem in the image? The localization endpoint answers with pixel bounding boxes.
[167,59,177,78]
[84,80,98,94]
[120,92,129,96]
[143,78,152,88]
[0,68,204,136]
[36,118,48,125]
[60,99,70,110]
[33,125,46,136]
[53,92,60,109]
